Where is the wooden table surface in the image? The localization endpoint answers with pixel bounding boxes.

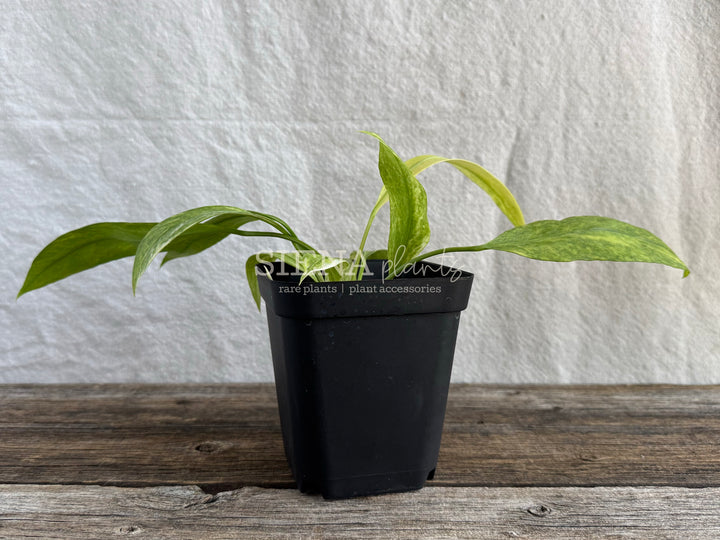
[1,383,720,538]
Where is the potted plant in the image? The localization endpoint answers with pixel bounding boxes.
[18,132,689,499]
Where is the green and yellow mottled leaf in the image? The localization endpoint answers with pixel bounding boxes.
[245,252,278,310]
[407,155,525,227]
[362,132,431,274]
[161,214,258,266]
[132,206,314,293]
[481,216,689,276]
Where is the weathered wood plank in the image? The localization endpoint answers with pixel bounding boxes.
[2,484,720,539]
[0,384,293,489]
[2,384,720,489]
[439,384,720,487]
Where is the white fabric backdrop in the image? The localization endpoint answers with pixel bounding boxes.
[1,1,717,383]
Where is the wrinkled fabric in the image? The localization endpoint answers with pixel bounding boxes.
[1,1,717,383]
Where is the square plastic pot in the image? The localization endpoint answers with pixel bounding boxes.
[257,260,473,499]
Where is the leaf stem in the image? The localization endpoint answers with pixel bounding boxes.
[388,244,489,278]
[352,191,387,279]
[229,230,319,253]
[255,212,299,239]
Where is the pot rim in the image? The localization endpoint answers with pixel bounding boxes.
[257,260,474,319]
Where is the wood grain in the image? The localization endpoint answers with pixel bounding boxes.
[2,484,720,539]
[2,384,720,537]
[2,384,720,490]
[439,384,720,487]
[0,384,293,489]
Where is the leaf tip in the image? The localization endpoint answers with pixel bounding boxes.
[16,277,34,300]
[360,130,382,143]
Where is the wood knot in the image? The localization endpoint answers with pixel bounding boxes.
[117,524,143,534]
[527,504,552,518]
[195,442,221,453]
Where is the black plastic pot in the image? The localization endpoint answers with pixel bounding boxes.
[257,260,473,499]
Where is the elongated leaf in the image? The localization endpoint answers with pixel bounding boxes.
[18,223,156,298]
[132,205,309,293]
[364,248,388,260]
[417,156,525,226]
[363,132,431,275]
[245,252,278,310]
[356,150,525,265]
[480,216,689,276]
[398,154,524,226]
[161,214,258,265]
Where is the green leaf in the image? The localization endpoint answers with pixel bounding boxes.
[364,248,388,260]
[343,249,387,280]
[18,223,156,298]
[480,216,690,276]
[355,149,525,269]
[362,132,431,276]
[245,252,278,310]
[244,251,348,310]
[269,251,347,284]
[132,205,309,293]
[407,155,525,227]
[161,214,258,266]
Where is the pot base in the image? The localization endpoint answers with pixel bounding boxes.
[300,468,437,500]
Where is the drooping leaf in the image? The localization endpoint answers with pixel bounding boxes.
[18,223,156,298]
[132,206,314,293]
[362,132,431,276]
[407,155,525,227]
[245,252,278,310]
[161,214,258,266]
[355,150,525,266]
[474,216,689,276]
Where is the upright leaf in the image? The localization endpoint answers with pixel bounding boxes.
[18,223,156,297]
[363,132,431,275]
[356,150,525,267]
[364,248,388,260]
[479,216,689,276]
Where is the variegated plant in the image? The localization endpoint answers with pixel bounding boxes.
[18,132,689,307]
